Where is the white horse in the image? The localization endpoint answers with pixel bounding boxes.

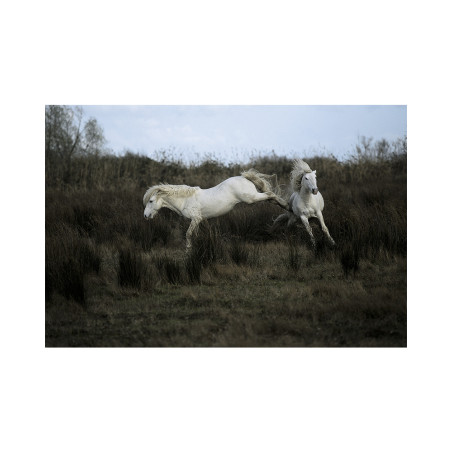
[143,169,289,249]
[271,159,335,247]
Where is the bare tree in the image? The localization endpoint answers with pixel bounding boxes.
[82,117,106,156]
[45,106,107,182]
[45,105,106,159]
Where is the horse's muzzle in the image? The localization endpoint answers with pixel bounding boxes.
[312,189,318,195]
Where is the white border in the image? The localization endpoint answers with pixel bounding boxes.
[3,1,451,451]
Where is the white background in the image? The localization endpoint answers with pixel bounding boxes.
[1,1,451,451]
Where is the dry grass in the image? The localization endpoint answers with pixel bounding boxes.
[45,251,406,346]
[45,144,406,347]
[46,234,406,346]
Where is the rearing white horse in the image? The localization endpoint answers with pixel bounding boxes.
[271,159,335,247]
[143,169,289,249]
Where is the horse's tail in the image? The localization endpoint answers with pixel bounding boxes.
[290,159,312,192]
[241,168,276,193]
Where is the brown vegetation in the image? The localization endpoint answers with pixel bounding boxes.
[45,138,407,346]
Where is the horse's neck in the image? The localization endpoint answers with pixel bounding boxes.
[161,196,186,215]
[299,186,313,203]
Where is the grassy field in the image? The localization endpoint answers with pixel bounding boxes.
[45,144,407,347]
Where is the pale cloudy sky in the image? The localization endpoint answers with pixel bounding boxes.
[79,105,406,163]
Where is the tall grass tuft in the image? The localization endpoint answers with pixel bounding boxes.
[154,255,185,285]
[286,240,302,271]
[191,222,225,267]
[229,238,249,265]
[340,243,360,278]
[117,247,145,288]
[182,222,225,283]
[129,214,172,251]
[45,224,101,305]
[185,253,202,284]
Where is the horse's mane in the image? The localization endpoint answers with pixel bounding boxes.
[241,168,274,193]
[290,159,312,192]
[143,184,200,206]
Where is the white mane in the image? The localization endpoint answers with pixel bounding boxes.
[143,184,200,206]
[290,159,312,192]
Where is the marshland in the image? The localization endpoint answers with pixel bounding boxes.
[45,130,407,347]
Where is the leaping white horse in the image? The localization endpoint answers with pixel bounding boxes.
[143,169,289,249]
[271,159,335,247]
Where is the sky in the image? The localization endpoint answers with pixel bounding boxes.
[79,105,407,164]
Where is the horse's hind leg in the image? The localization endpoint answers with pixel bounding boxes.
[287,214,297,227]
[266,192,289,210]
[270,211,298,234]
[247,191,289,210]
[270,212,289,233]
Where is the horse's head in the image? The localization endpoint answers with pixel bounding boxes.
[302,171,318,195]
[143,189,163,220]
[144,195,163,219]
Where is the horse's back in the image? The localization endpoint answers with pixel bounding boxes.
[215,176,255,194]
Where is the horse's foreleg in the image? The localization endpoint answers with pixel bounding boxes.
[185,218,201,250]
[300,215,316,247]
[316,211,335,245]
